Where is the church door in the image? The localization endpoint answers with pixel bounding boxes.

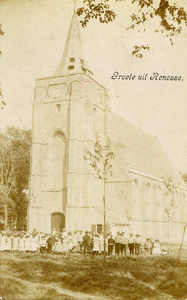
[51,213,65,234]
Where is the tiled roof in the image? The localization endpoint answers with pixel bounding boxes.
[54,12,89,76]
[110,112,185,186]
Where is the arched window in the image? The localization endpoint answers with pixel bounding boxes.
[50,131,67,190]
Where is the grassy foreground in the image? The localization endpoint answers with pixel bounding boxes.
[0,250,187,300]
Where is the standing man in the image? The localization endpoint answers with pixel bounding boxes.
[135,234,141,255]
[82,231,91,253]
[108,234,115,255]
[128,233,134,255]
[115,232,121,255]
[120,232,128,255]
[46,234,54,253]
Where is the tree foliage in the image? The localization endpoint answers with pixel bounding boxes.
[77,0,116,27]
[0,24,5,109]
[84,133,114,261]
[77,0,187,57]
[84,133,115,180]
[132,44,150,58]
[162,176,177,221]
[0,126,31,230]
[162,176,178,251]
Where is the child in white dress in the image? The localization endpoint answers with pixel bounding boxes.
[31,235,38,252]
[152,239,161,255]
[12,235,19,252]
[5,235,12,252]
[25,234,31,252]
[19,235,25,252]
[62,235,68,254]
[1,233,6,252]
[93,233,100,255]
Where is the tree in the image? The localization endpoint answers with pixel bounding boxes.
[77,0,116,27]
[77,0,187,57]
[0,25,5,109]
[0,183,15,230]
[84,133,115,262]
[0,126,31,230]
[162,176,177,252]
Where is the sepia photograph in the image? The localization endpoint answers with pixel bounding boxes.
[0,0,187,299]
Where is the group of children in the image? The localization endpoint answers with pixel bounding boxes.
[0,229,162,255]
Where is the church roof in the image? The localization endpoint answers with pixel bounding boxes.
[54,11,92,77]
[109,112,185,186]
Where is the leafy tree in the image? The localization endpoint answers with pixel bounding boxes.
[0,25,5,109]
[84,132,115,261]
[77,0,116,27]
[77,0,187,56]
[0,183,15,230]
[162,176,177,252]
[0,133,15,229]
[0,126,31,230]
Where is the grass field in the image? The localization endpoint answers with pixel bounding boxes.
[0,245,187,300]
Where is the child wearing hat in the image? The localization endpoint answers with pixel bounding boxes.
[152,239,161,255]
[92,233,100,255]
[77,230,83,252]
[144,238,151,255]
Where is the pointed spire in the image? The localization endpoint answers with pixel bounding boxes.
[54,11,92,77]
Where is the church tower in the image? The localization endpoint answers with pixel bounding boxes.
[28,10,111,233]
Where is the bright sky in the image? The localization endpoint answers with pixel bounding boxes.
[0,0,187,173]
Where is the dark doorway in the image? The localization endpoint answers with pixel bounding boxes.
[97,224,103,234]
[51,213,65,234]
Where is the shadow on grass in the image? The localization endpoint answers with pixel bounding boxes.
[0,276,74,300]
[1,253,187,300]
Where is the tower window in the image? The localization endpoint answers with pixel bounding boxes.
[56,104,61,112]
[68,66,74,70]
[70,57,75,62]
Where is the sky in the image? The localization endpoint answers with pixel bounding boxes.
[0,0,187,174]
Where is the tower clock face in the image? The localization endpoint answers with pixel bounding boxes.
[53,89,61,98]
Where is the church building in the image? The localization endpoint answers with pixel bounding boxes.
[28,11,187,242]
